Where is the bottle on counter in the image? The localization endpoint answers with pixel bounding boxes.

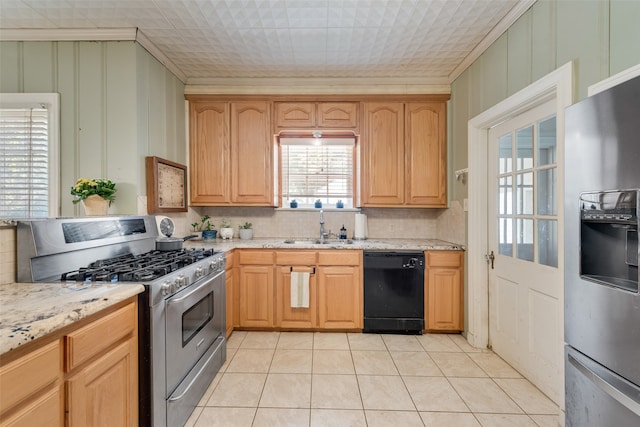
[340,225,347,240]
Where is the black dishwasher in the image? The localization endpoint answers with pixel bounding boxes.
[363,251,425,334]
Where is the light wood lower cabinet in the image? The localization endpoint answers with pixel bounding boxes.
[0,298,138,427]
[238,251,275,328]
[317,265,362,329]
[234,249,363,331]
[66,338,137,427]
[225,251,236,337]
[65,301,138,427]
[0,340,63,427]
[276,266,318,329]
[425,251,464,332]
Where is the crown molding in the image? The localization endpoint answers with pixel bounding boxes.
[448,0,537,83]
[135,30,187,83]
[0,28,136,41]
[185,77,450,95]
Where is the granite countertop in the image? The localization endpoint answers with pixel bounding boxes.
[0,282,144,356]
[0,238,460,357]
[185,237,464,252]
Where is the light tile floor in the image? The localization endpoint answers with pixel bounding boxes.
[186,331,560,427]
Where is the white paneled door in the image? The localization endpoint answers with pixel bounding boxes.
[487,99,563,404]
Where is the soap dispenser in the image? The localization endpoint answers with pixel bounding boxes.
[340,225,347,240]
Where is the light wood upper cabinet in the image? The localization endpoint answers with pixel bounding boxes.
[406,102,447,207]
[274,102,315,128]
[231,101,273,205]
[274,102,358,129]
[317,102,358,128]
[425,251,463,332]
[361,102,405,205]
[189,101,230,205]
[361,100,447,207]
[188,99,273,206]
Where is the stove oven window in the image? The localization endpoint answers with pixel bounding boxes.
[182,292,214,346]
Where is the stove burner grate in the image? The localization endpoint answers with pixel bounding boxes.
[60,248,216,283]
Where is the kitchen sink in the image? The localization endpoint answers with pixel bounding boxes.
[283,239,353,245]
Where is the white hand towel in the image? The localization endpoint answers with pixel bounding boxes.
[290,272,310,308]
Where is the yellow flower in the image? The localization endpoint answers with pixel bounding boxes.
[70,178,117,205]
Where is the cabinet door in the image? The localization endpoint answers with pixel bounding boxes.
[189,101,230,205]
[276,266,317,329]
[406,102,447,207]
[66,338,137,427]
[361,102,404,205]
[426,251,463,332]
[0,340,62,427]
[317,266,362,329]
[239,265,274,327]
[231,101,273,205]
[318,102,358,128]
[274,102,315,128]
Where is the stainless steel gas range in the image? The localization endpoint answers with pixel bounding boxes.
[16,215,226,427]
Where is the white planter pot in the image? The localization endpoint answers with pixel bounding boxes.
[239,229,253,240]
[219,227,234,240]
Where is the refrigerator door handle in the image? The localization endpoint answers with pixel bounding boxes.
[568,352,640,417]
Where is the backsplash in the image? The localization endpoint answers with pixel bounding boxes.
[165,205,464,244]
[0,204,466,285]
[0,227,16,285]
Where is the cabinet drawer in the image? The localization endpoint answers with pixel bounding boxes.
[318,250,361,266]
[426,251,462,267]
[238,250,274,265]
[275,251,317,266]
[64,302,135,372]
[0,340,60,415]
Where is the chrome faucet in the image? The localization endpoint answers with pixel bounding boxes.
[319,209,326,242]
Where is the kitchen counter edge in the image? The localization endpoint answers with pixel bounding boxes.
[0,282,144,357]
[185,238,465,252]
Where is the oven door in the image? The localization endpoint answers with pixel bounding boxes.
[165,269,225,395]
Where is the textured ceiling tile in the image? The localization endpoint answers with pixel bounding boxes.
[1,0,523,81]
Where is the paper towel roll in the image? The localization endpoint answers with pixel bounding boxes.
[354,213,367,240]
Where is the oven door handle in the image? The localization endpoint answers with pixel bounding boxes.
[168,271,221,305]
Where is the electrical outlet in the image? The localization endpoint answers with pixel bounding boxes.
[463,198,469,211]
[389,223,396,232]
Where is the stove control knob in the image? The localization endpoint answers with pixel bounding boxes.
[161,281,172,296]
[210,260,218,272]
[176,275,187,290]
[195,266,204,279]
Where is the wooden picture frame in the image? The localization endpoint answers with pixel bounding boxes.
[145,156,188,213]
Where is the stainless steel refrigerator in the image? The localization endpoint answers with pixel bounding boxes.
[564,74,640,426]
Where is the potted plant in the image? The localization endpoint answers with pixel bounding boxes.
[289,199,298,208]
[70,178,117,216]
[314,199,322,208]
[219,218,233,240]
[190,221,202,239]
[336,200,344,208]
[200,215,217,240]
[238,222,253,240]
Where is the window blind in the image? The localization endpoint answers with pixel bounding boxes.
[0,107,49,218]
[281,138,354,207]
